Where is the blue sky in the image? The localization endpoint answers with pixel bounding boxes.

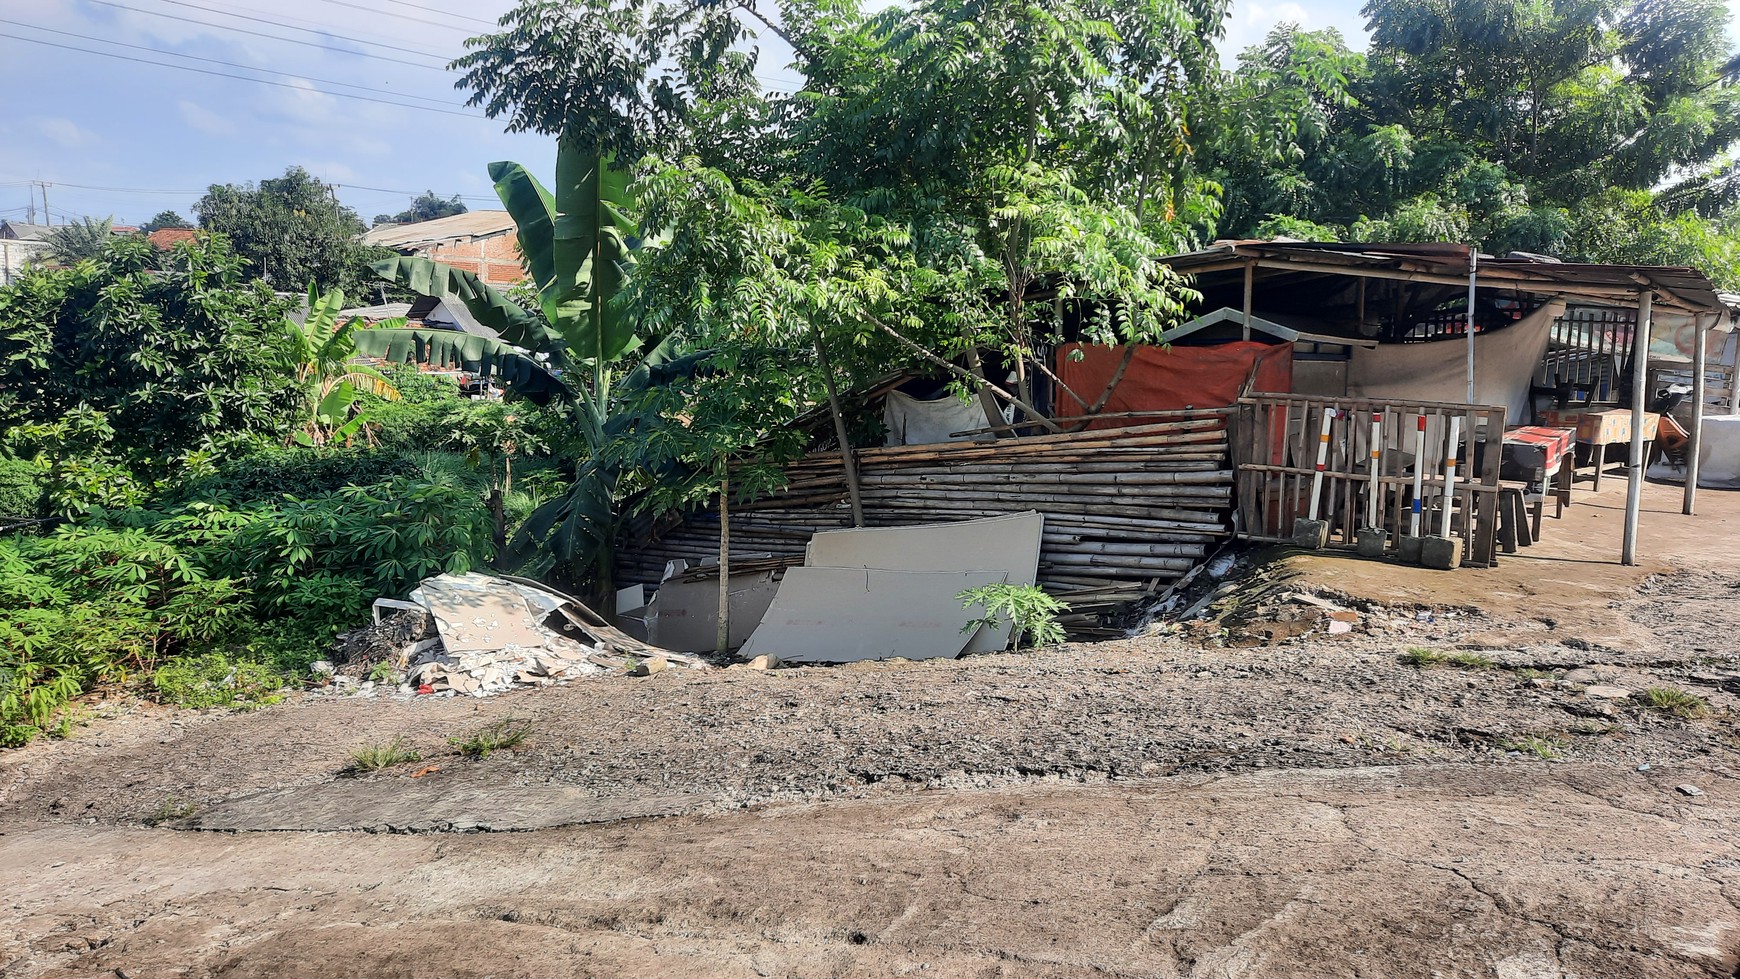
[1,0,1369,228]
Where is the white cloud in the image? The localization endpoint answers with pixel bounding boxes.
[178,100,235,137]
[37,118,96,149]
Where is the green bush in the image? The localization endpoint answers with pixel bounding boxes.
[165,446,421,505]
[151,653,285,709]
[0,457,44,521]
[0,475,493,744]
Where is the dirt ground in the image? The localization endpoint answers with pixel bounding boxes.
[4,480,1740,978]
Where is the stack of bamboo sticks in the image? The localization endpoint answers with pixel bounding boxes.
[618,411,1235,637]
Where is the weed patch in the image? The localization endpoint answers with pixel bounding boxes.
[1634,687,1710,720]
[1398,647,1495,670]
[349,737,423,772]
[450,718,530,759]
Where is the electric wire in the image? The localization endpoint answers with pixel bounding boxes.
[81,0,453,70]
[0,18,466,106]
[0,33,484,117]
[139,0,451,60]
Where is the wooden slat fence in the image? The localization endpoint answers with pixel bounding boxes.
[1232,393,1507,567]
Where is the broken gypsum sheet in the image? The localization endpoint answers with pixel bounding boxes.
[739,567,1009,664]
[408,573,550,653]
[802,511,1043,654]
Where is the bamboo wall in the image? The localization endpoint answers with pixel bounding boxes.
[616,411,1236,638]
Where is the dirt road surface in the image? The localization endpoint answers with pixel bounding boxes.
[4,481,1739,978]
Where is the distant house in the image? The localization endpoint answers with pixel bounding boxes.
[0,220,51,286]
[363,210,524,286]
[146,228,198,250]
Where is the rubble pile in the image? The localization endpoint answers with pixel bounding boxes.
[328,572,702,699]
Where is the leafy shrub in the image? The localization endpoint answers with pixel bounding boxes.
[0,475,492,744]
[0,456,45,521]
[151,654,285,709]
[957,583,1068,650]
[166,446,421,505]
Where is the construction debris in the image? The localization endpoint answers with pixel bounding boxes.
[331,573,702,698]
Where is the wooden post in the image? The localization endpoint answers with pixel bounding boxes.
[1241,260,1255,342]
[1685,314,1707,515]
[1623,291,1651,566]
[1439,415,1461,537]
[1409,414,1427,536]
[716,472,731,655]
[1366,411,1382,527]
[1465,250,1478,404]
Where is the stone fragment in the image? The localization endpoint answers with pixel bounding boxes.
[1676,784,1704,797]
[1583,685,1634,700]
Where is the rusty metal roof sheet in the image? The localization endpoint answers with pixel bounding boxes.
[363,210,517,250]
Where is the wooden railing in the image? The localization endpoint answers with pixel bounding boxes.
[1231,393,1507,567]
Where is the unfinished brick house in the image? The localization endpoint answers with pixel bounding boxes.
[363,211,524,286]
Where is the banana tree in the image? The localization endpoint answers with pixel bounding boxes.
[286,286,402,446]
[368,142,671,588]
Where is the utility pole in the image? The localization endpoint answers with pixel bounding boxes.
[36,182,51,225]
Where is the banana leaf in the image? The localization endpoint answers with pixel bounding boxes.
[369,256,564,357]
[487,160,559,324]
[351,327,570,405]
[550,142,641,367]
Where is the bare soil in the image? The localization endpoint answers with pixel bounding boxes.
[4,480,1740,978]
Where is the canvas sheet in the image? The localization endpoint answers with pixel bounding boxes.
[804,512,1044,654]
[1648,415,1740,489]
[1053,341,1294,425]
[1346,301,1562,425]
[882,389,994,445]
[740,568,1008,664]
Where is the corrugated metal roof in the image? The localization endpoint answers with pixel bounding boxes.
[363,210,517,250]
[1163,241,1727,315]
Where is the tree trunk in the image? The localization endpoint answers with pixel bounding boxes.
[962,345,1008,434]
[716,472,731,656]
[488,488,507,566]
[810,325,864,527]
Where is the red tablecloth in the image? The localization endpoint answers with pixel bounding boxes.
[1504,426,1575,470]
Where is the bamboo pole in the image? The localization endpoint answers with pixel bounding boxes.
[1409,414,1427,536]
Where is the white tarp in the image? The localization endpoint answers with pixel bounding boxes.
[1347,300,1564,424]
[882,390,993,446]
[804,511,1045,654]
[1648,415,1740,488]
[739,567,1008,664]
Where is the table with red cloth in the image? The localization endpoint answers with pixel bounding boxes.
[1503,425,1576,539]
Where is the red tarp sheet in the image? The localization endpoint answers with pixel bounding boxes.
[1053,341,1294,428]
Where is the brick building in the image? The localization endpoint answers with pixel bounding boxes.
[362,211,524,286]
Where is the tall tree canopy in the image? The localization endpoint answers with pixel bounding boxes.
[194,167,373,292]
[1199,1,1740,283]
[373,191,469,227]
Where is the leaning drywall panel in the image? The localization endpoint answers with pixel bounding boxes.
[646,570,780,653]
[740,567,1008,664]
[803,511,1044,654]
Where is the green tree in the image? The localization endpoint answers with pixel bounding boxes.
[141,210,193,234]
[194,167,372,291]
[374,191,469,227]
[41,217,116,264]
[371,142,673,587]
[0,235,303,492]
[284,287,403,447]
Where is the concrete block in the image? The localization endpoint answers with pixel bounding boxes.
[1355,528,1388,558]
[1397,535,1424,564]
[1420,535,1464,570]
[1292,518,1329,549]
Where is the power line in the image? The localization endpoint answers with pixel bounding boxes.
[0,33,485,118]
[82,0,452,71]
[142,0,452,60]
[372,0,500,29]
[0,19,466,107]
[308,0,488,33]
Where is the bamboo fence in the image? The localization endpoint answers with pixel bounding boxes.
[616,411,1236,638]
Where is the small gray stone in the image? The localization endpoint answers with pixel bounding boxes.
[309,660,335,676]
[1675,784,1704,797]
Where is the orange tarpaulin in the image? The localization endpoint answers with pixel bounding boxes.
[1053,341,1294,428]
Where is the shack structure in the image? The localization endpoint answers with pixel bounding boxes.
[612,242,1734,642]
